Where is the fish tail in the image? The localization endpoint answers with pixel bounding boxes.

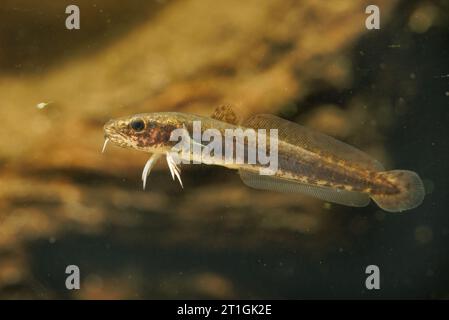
[371,170,425,212]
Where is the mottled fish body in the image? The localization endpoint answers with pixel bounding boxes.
[103,106,424,212]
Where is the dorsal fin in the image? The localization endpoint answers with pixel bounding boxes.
[211,105,240,125]
[243,114,384,172]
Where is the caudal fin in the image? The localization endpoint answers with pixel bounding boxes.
[371,170,425,212]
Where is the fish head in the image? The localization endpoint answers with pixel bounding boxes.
[103,113,181,153]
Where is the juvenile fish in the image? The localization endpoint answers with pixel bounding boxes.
[103,106,425,212]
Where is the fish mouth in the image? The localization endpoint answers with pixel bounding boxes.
[102,120,114,153]
[102,120,122,152]
[103,120,123,142]
[103,120,116,137]
[102,119,133,151]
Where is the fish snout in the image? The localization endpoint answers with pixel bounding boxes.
[103,120,114,133]
[103,119,116,136]
[102,119,131,149]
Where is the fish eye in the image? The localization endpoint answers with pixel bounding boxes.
[130,118,146,132]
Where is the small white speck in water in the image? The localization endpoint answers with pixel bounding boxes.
[36,102,52,109]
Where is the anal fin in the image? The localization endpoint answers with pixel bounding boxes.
[239,169,370,207]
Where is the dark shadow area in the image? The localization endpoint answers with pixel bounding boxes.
[0,0,175,74]
[27,223,446,299]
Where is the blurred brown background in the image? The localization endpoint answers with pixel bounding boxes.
[0,0,448,299]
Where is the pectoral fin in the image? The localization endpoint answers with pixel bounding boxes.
[142,154,162,190]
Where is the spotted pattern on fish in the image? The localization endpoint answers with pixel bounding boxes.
[270,149,401,196]
[132,124,178,148]
[103,109,424,212]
